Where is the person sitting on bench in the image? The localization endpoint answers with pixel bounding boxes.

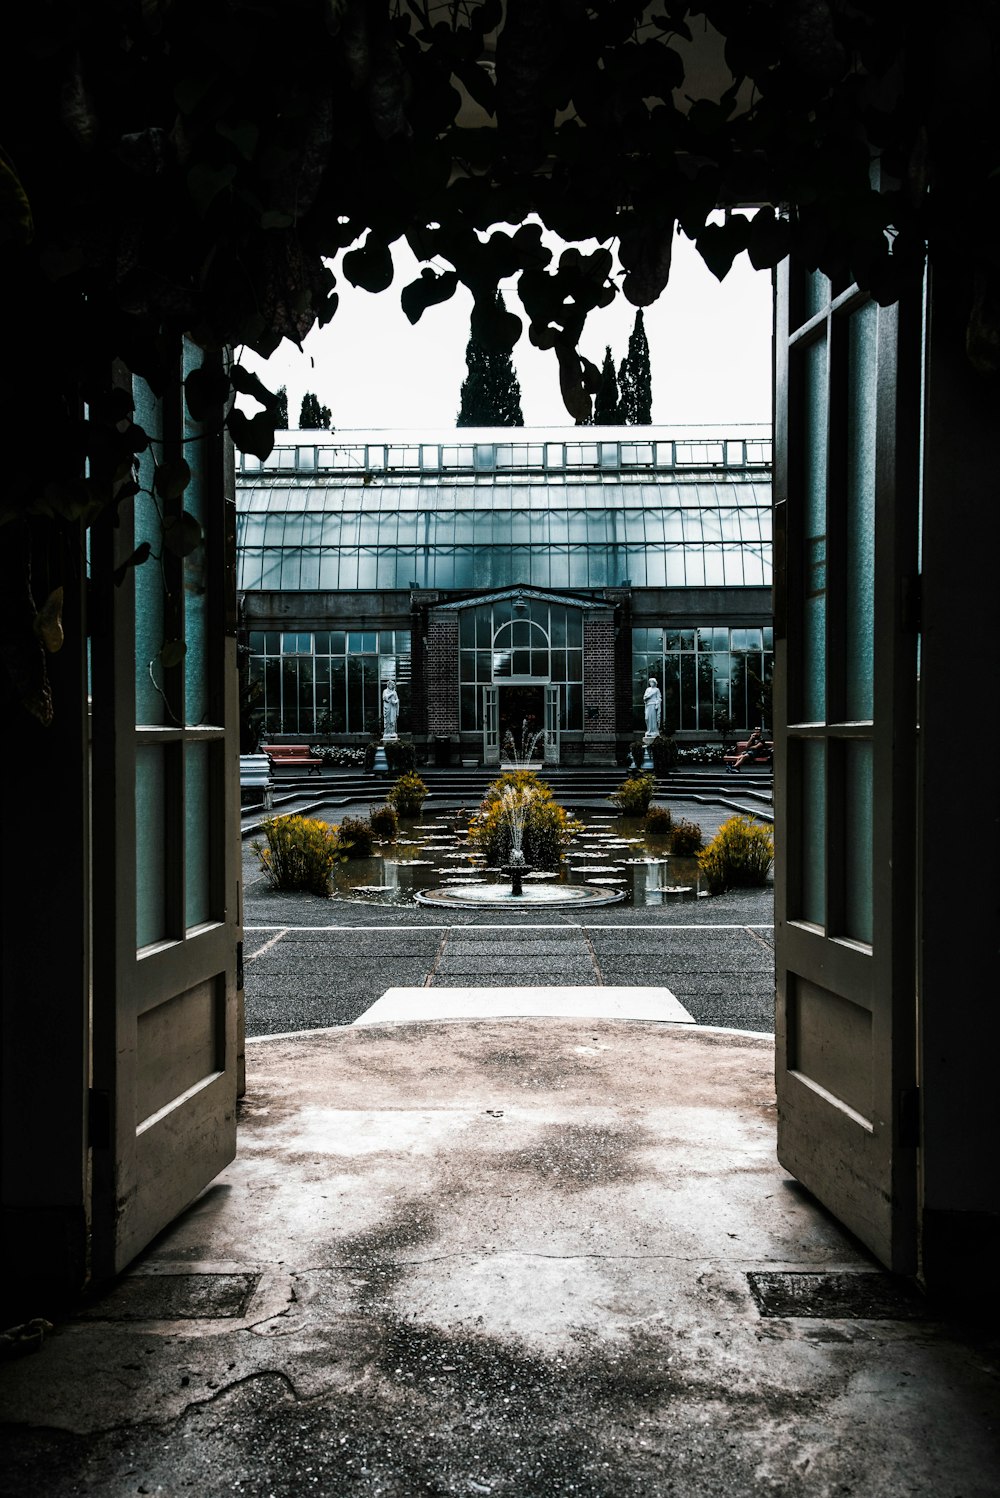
[729,725,764,773]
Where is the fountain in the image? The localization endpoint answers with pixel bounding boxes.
[414,782,624,909]
[498,785,533,897]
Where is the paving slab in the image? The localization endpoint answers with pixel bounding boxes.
[1,1020,996,1498]
[353,986,695,1025]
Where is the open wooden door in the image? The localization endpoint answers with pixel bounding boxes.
[543,684,560,766]
[774,262,921,1272]
[90,344,240,1277]
[483,685,499,765]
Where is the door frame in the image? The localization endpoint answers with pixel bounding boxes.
[773,263,922,1273]
[89,349,241,1278]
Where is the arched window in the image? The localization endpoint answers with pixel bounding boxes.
[492,617,550,680]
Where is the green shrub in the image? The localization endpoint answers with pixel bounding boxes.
[669,818,704,856]
[698,815,775,895]
[629,733,678,773]
[368,803,399,841]
[610,773,656,816]
[339,815,374,858]
[363,738,416,772]
[467,778,581,870]
[252,815,350,895]
[387,770,428,817]
[644,804,673,834]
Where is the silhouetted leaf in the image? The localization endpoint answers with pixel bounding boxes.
[162,511,203,558]
[160,640,187,668]
[229,365,280,410]
[33,588,64,653]
[401,268,459,324]
[748,207,791,270]
[227,408,276,460]
[343,235,394,293]
[185,362,233,420]
[620,220,675,305]
[113,541,152,585]
[697,216,752,281]
[154,458,191,500]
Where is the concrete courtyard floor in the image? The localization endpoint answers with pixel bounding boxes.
[1,797,998,1496]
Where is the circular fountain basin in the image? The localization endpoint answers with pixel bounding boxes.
[414,881,625,909]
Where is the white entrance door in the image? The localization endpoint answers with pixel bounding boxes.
[543,684,560,765]
[773,264,920,1272]
[483,685,499,765]
[89,346,240,1276]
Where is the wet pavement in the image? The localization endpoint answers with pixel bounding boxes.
[2,1022,997,1497]
[3,783,997,1495]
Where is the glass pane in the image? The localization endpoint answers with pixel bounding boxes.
[803,336,828,722]
[185,742,211,928]
[347,657,364,732]
[133,380,166,726]
[846,301,877,721]
[804,269,830,321]
[329,662,346,732]
[680,654,696,729]
[136,744,167,947]
[182,348,209,726]
[801,740,826,926]
[844,740,874,944]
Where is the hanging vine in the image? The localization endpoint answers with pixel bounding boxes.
[2,2,998,720]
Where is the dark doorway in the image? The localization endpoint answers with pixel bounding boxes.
[499,684,545,757]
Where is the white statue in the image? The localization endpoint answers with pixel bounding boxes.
[643,676,662,737]
[382,680,400,739]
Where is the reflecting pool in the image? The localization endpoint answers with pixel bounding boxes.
[329,810,708,907]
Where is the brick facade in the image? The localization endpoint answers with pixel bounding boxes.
[425,613,460,734]
[582,610,618,762]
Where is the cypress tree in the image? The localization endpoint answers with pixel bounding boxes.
[456,293,524,426]
[618,309,652,424]
[594,346,622,424]
[275,385,289,427]
[299,391,332,428]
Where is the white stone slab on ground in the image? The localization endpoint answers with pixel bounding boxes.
[354,985,695,1025]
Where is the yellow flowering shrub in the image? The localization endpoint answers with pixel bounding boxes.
[698,815,774,894]
[467,773,581,870]
[252,815,350,896]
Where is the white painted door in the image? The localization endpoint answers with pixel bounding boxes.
[483,685,499,765]
[90,345,240,1276]
[544,684,560,765]
[773,263,921,1272]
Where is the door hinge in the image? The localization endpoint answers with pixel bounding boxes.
[88,1088,111,1150]
[899,1085,920,1149]
[236,939,244,991]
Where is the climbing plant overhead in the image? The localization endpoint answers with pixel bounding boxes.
[1,1,998,715]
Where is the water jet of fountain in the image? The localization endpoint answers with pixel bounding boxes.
[502,720,546,768]
[499,784,536,896]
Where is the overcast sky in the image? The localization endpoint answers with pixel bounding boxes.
[240,217,773,433]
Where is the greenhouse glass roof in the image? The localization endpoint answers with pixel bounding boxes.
[236,427,772,593]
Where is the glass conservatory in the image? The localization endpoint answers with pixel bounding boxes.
[237,425,773,762]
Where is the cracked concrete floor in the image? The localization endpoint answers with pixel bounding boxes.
[2,1020,998,1496]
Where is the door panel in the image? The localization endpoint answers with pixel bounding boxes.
[774,264,920,1271]
[544,684,560,765]
[483,685,499,764]
[90,345,240,1276]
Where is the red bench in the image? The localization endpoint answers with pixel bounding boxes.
[723,739,773,770]
[264,744,321,775]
